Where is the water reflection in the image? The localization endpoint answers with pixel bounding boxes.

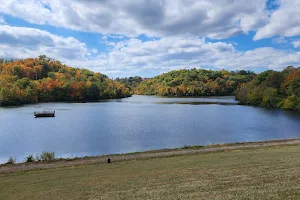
[0,95,299,164]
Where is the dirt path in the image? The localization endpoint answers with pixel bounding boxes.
[1,139,300,173]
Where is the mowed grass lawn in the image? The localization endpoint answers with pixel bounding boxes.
[1,145,300,200]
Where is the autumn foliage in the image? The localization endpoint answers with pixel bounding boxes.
[1,56,298,111]
[134,68,255,96]
[235,66,300,111]
[0,55,131,106]
[115,76,144,92]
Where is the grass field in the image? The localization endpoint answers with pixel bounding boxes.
[1,144,300,200]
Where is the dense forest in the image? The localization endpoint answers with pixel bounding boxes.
[134,69,255,96]
[0,55,131,106]
[115,76,144,92]
[1,55,299,111]
[235,66,300,111]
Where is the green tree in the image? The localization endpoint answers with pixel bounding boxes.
[262,87,278,107]
[288,78,300,97]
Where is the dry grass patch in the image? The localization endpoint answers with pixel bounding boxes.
[1,145,300,199]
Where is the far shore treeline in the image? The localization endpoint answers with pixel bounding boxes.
[133,68,256,96]
[0,56,299,111]
[114,67,300,111]
[235,66,300,111]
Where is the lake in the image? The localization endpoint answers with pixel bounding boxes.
[0,95,299,164]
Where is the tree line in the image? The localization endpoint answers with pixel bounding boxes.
[132,68,255,96]
[116,67,299,111]
[235,66,300,111]
[1,55,298,111]
[115,76,144,92]
[0,55,131,106]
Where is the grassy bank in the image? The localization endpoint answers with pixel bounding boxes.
[1,143,300,199]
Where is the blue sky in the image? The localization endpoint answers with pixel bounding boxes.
[0,0,300,77]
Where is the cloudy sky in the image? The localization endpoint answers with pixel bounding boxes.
[0,0,300,77]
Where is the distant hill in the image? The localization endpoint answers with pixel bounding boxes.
[115,76,144,91]
[0,55,131,106]
[3,56,297,110]
[235,66,300,111]
[134,68,255,96]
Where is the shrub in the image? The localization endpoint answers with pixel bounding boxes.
[26,154,34,162]
[6,156,16,164]
[35,154,41,161]
[40,151,55,161]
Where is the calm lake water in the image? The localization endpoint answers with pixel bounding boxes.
[0,95,299,163]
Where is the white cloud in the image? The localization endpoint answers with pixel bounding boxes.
[106,35,125,39]
[0,0,269,39]
[1,25,300,77]
[293,41,300,48]
[90,48,98,54]
[272,36,288,44]
[254,0,300,40]
[215,47,300,70]
[0,25,87,60]
[2,0,300,43]
[104,38,300,76]
[0,16,6,24]
[72,37,300,76]
[99,35,117,48]
[0,0,52,25]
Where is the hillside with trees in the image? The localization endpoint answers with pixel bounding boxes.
[1,56,298,111]
[0,55,131,106]
[134,68,255,96]
[235,66,300,111]
[115,76,144,92]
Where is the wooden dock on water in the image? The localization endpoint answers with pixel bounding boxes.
[34,111,55,118]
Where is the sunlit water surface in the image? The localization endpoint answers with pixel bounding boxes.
[0,95,299,163]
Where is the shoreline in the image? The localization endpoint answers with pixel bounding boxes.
[0,95,237,107]
[1,138,300,173]
[0,95,133,108]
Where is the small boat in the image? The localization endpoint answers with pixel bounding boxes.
[34,111,55,118]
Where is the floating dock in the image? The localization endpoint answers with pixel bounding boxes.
[34,111,55,118]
